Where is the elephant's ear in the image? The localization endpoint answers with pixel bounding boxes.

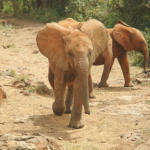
[112,24,134,50]
[36,23,71,70]
[116,20,130,27]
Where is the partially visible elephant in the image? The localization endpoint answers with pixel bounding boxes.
[59,18,113,98]
[36,19,110,128]
[90,21,149,90]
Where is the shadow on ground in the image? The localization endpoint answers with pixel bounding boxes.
[25,114,75,140]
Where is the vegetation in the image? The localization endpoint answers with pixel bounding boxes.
[0,0,150,67]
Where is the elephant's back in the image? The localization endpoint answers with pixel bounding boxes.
[81,19,108,63]
[58,18,79,29]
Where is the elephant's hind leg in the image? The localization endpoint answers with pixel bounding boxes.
[117,52,133,87]
[65,85,73,114]
[88,73,95,98]
[52,70,66,116]
[98,58,114,88]
[98,38,113,88]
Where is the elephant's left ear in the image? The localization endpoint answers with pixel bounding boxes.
[36,22,72,70]
[112,24,134,50]
[116,20,130,27]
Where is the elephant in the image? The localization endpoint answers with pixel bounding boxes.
[89,21,149,92]
[58,18,113,98]
[36,19,110,128]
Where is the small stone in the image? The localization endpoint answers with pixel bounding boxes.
[32,50,39,54]
[57,137,63,140]
[14,120,25,124]
[120,134,124,139]
[14,136,34,141]
[32,133,40,136]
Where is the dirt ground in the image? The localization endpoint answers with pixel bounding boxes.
[0,18,150,150]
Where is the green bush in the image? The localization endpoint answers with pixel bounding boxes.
[2,1,14,15]
[0,0,65,22]
[29,7,62,22]
[65,0,107,22]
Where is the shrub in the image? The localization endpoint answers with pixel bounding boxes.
[65,0,108,22]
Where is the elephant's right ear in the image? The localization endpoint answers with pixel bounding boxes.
[36,23,71,70]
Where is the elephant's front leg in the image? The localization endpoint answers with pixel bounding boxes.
[65,85,73,114]
[69,91,83,129]
[69,78,87,129]
[52,70,66,116]
[117,52,133,87]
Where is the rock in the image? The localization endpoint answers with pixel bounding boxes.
[32,50,39,54]
[0,134,62,150]
[7,141,36,150]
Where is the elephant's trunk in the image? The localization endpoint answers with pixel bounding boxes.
[143,45,149,73]
[74,57,90,115]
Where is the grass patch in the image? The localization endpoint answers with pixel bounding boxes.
[0,23,13,31]
[9,69,16,78]
[145,100,150,105]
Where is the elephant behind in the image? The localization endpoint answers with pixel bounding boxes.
[93,21,149,89]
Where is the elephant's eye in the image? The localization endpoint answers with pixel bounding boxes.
[68,51,73,57]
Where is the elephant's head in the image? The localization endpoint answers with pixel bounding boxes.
[112,21,149,72]
[64,28,93,115]
[36,23,93,114]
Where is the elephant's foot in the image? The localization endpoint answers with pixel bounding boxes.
[124,83,133,87]
[69,120,84,129]
[98,82,109,88]
[52,102,65,116]
[89,92,95,99]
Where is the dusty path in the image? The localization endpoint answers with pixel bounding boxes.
[0,18,150,150]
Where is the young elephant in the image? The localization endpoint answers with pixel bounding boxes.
[36,20,109,128]
[92,21,149,89]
